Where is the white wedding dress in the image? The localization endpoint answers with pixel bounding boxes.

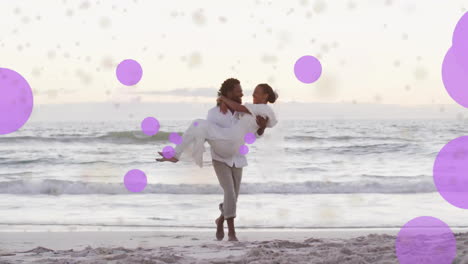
[173,103,278,167]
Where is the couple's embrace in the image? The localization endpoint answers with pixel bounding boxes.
[157,78,278,241]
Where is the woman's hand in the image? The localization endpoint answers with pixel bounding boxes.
[256,116,268,136]
[217,96,226,102]
[219,102,228,114]
[217,97,228,114]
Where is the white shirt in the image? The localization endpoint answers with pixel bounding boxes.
[206,106,263,168]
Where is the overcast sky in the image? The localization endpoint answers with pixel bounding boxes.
[1,0,467,109]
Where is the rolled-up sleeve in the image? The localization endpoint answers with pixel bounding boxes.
[206,108,217,123]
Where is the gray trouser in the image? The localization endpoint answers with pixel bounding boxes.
[212,159,243,219]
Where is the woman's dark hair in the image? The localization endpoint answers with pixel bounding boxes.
[217,78,240,106]
[258,83,277,103]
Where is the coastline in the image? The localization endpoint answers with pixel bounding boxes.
[2,228,468,263]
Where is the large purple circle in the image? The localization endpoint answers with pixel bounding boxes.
[433,136,468,209]
[452,12,468,73]
[395,216,456,264]
[141,117,160,136]
[442,47,468,107]
[124,169,147,193]
[162,145,175,159]
[294,55,322,84]
[0,68,34,135]
[169,132,183,145]
[116,59,143,86]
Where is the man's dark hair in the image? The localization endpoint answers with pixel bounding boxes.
[217,78,240,106]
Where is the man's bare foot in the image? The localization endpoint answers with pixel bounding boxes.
[228,233,239,242]
[155,152,179,163]
[215,216,224,241]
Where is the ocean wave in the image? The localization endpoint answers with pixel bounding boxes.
[0,131,178,145]
[0,159,156,166]
[285,142,417,155]
[0,178,436,195]
[1,133,419,145]
[285,135,416,142]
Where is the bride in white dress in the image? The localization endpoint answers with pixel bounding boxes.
[156,83,278,167]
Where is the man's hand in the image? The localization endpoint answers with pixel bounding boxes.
[256,115,268,136]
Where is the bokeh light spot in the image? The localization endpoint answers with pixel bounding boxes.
[124,169,147,193]
[294,55,322,84]
[442,47,468,107]
[452,12,468,73]
[162,146,175,159]
[239,145,249,155]
[244,133,256,144]
[169,132,183,145]
[433,136,468,209]
[116,59,143,86]
[0,68,34,135]
[141,117,160,136]
[395,216,456,264]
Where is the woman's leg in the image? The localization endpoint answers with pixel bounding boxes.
[156,119,207,166]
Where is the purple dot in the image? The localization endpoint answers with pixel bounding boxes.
[452,12,468,73]
[162,145,175,159]
[294,55,322,84]
[244,132,256,144]
[395,216,456,264]
[433,136,468,208]
[0,68,34,135]
[141,117,160,136]
[442,47,468,107]
[193,121,199,127]
[239,145,249,155]
[169,132,183,145]
[116,59,143,86]
[124,169,147,193]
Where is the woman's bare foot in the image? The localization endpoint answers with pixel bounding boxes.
[228,233,239,242]
[155,152,179,163]
[215,216,224,241]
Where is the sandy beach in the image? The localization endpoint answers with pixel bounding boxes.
[0,228,467,263]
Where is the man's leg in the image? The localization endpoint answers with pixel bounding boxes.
[232,167,243,205]
[225,166,242,241]
[212,159,236,240]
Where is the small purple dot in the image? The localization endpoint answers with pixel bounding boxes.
[433,136,468,208]
[294,55,322,84]
[0,68,34,135]
[169,132,183,145]
[194,121,199,127]
[239,145,249,155]
[162,145,175,159]
[124,169,147,193]
[141,117,160,136]
[395,216,456,264]
[116,59,143,86]
[244,132,256,144]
